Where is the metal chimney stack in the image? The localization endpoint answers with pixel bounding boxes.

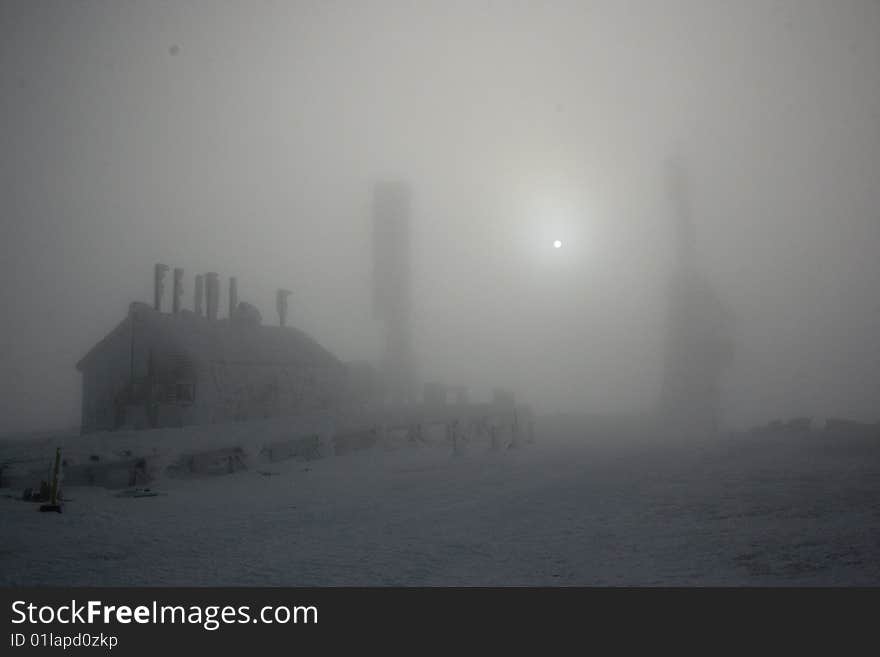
[194,274,205,316]
[172,268,184,314]
[205,272,219,320]
[228,277,238,318]
[276,289,292,327]
[154,263,169,311]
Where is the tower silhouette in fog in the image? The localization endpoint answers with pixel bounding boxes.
[659,158,734,434]
[372,181,417,403]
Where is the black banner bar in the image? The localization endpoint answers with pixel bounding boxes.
[1,588,876,654]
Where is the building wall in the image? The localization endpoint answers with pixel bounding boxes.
[196,361,345,424]
[80,317,134,433]
[81,311,350,432]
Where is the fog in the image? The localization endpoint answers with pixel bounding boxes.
[1,0,879,434]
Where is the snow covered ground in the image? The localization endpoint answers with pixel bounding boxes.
[2,416,878,586]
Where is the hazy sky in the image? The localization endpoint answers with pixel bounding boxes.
[1,0,879,433]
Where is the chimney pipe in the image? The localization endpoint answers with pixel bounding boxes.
[276,289,292,327]
[153,263,169,311]
[172,268,184,314]
[194,274,204,316]
[228,277,238,317]
[205,272,219,321]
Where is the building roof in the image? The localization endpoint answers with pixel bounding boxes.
[76,302,342,372]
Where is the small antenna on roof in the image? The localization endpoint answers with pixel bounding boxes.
[172,268,184,314]
[153,263,169,311]
[194,274,204,316]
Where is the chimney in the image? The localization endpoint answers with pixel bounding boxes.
[276,288,292,327]
[205,272,219,320]
[228,277,238,317]
[153,263,169,311]
[194,274,205,316]
[172,268,184,314]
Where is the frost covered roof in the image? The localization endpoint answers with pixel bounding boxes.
[76,302,342,372]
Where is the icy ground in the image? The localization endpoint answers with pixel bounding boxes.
[2,419,878,585]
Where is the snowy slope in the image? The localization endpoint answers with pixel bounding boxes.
[1,417,878,586]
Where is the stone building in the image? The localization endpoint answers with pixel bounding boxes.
[76,270,355,433]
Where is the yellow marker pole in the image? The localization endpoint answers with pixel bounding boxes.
[39,447,62,512]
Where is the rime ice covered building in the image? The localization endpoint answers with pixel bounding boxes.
[75,267,362,433]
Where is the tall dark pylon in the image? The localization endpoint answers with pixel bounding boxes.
[659,157,734,435]
[373,181,417,404]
